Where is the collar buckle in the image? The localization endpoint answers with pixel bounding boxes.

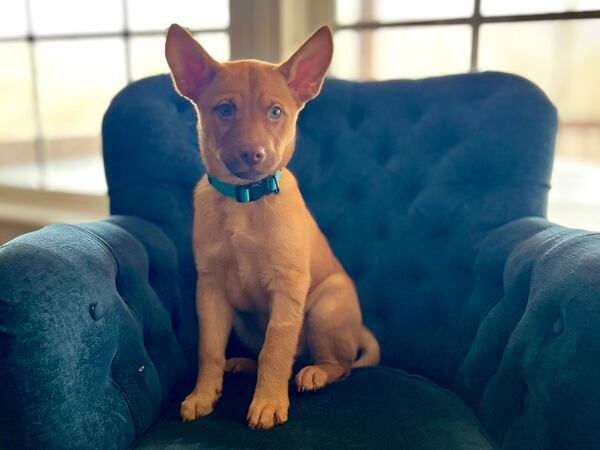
[210,170,282,203]
[235,186,251,203]
[234,172,280,202]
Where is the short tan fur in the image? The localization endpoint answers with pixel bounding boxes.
[165,23,380,430]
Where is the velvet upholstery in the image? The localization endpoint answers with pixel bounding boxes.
[135,368,496,450]
[2,72,599,449]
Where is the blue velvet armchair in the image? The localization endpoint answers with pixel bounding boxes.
[2,72,599,449]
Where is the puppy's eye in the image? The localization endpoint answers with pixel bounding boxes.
[215,102,235,119]
[268,105,283,120]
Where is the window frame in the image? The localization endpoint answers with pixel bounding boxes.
[0,0,229,193]
[0,0,234,241]
[1,0,599,239]
[333,1,600,73]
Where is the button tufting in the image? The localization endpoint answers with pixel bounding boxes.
[349,265,364,280]
[346,183,365,203]
[523,393,530,409]
[138,365,145,372]
[552,317,564,335]
[405,267,423,285]
[396,174,421,201]
[348,107,365,129]
[318,136,336,166]
[376,137,395,164]
[376,223,390,241]
[89,303,99,320]
[405,182,421,200]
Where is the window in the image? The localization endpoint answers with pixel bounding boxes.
[1,0,599,231]
[332,0,600,230]
[0,0,229,194]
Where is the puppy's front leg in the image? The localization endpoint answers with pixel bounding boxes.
[181,276,233,421]
[247,276,309,429]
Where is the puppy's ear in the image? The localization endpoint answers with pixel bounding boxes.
[165,23,219,100]
[278,26,333,104]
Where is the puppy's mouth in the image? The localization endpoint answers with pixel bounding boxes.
[222,156,279,182]
[232,169,267,181]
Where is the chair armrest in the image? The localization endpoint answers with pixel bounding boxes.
[456,217,600,449]
[0,218,189,449]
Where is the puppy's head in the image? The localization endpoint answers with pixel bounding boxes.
[165,24,333,184]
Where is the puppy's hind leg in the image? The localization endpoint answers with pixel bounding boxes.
[296,273,362,392]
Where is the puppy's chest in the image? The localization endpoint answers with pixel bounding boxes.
[199,209,276,310]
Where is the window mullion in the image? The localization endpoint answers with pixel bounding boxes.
[122,0,132,84]
[23,0,46,190]
[470,0,481,72]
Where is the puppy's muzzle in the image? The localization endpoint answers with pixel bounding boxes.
[222,146,278,180]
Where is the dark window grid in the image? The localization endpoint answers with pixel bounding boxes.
[334,7,600,72]
[6,0,229,190]
[334,4,600,159]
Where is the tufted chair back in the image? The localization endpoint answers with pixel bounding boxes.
[102,72,557,387]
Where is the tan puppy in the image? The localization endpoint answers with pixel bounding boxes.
[165,24,380,430]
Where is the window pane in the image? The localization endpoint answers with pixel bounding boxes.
[0,0,28,38]
[127,0,229,31]
[479,20,600,123]
[33,38,126,193]
[130,32,229,81]
[0,43,36,142]
[481,0,600,16]
[0,142,39,189]
[549,159,600,231]
[336,0,474,25]
[373,0,474,22]
[29,0,123,36]
[331,30,361,79]
[192,32,230,62]
[371,25,471,79]
[480,20,600,230]
[0,42,39,189]
[45,137,106,194]
[332,26,472,80]
[35,38,127,138]
[336,0,363,25]
[129,36,168,81]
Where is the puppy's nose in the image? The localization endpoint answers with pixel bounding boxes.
[239,147,266,167]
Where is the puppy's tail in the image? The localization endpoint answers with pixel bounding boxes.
[352,326,381,368]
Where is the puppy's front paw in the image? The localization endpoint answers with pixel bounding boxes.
[247,395,289,429]
[180,391,218,421]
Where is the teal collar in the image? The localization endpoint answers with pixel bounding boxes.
[208,170,281,203]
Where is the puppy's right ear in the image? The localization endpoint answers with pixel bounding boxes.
[165,24,219,100]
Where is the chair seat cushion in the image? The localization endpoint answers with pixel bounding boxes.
[135,367,496,449]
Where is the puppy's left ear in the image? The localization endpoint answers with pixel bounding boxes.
[278,26,333,105]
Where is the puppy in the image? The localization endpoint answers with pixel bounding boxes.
[165,24,380,430]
